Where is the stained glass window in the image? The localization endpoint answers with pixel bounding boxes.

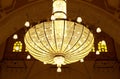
[13,41,22,52]
[98,40,108,52]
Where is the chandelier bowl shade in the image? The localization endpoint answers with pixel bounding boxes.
[24,19,94,65]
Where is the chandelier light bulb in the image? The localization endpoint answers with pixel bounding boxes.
[27,55,31,59]
[96,50,100,55]
[43,62,47,64]
[54,56,65,67]
[25,21,30,27]
[77,17,82,23]
[80,59,84,62]
[51,15,55,20]
[57,67,62,72]
[13,34,18,39]
[96,27,101,33]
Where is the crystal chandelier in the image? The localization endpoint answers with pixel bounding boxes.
[24,0,94,72]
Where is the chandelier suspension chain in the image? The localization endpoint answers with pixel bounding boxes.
[26,37,52,60]
[43,22,56,53]
[24,41,51,61]
[26,33,48,53]
[53,21,58,50]
[62,22,76,52]
[34,25,53,53]
[26,27,56,62]
[64,33,93,62]
[64,24,84,53]
[60,20,66,52]
[68,38,94,58]
[68,35,93,57]
[67,30,91,53]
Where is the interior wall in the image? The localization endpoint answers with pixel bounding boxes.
[0,42,6,61]
[115,42,120,61]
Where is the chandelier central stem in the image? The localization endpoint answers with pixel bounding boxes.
[52,0,67,19]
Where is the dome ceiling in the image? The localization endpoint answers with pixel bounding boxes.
[0,0,120,20]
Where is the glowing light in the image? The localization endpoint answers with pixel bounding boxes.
[80,59,84,62]
[27,55,31,59]
[15,46,19,51]
[43,62,47,64]
[57,67,62,72]
[51,15,55,20]
[102,40,106,45]
[25,21,30,27]
[77,17,82,23]
[13,34,18,39]
[96,50,100,55]
[54,56,65,67]
[96,27,101,33]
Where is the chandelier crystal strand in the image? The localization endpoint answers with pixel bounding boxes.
[24,0,94,72]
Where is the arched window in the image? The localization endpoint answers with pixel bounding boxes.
[98,40,108,52]
[13,41,22,52]
[91,44,95,52]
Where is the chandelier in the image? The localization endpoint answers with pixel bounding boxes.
[24,0,94,72]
